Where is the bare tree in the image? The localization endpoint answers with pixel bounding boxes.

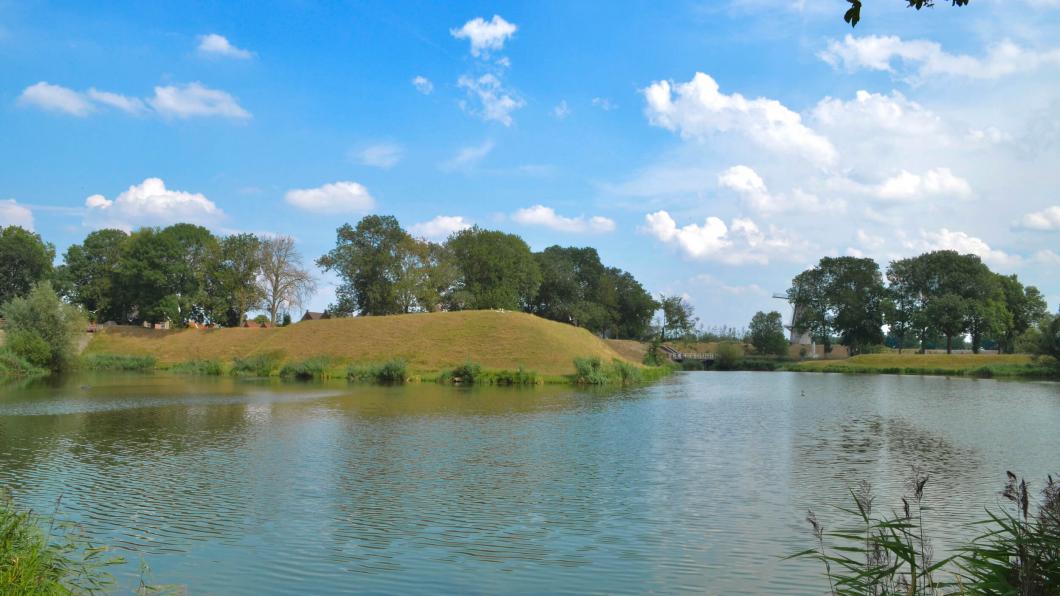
[257,235,316,324]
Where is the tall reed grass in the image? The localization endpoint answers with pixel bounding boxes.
[80,354,157,371]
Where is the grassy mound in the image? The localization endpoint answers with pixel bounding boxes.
[84,310,632,376]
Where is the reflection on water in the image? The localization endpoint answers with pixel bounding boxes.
[0,372,1058,594]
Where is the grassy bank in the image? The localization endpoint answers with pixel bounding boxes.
[787,352,1058,379]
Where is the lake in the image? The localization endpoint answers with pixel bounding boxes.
[1,372,1058,594]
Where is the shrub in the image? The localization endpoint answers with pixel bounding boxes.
[441,361,483,384]
[611,359,643,384]
[0,348,45,379]
[714,342,744,370]
[169,359,224,375]
[347,359,408,384]
[231,352,282,377]
[280,357,333,380]
[487,367,540,385]
[573,357,610,385]
[82,354,157,371]
[1,282,84,371]
[6,330,51,369]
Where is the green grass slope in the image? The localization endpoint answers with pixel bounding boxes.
[84,310,632,376]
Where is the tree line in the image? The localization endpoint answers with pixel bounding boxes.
[788,252,1052,355]
[316,215,658,339]
[0,224,315,327]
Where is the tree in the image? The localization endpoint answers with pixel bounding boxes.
[995,274,1048,354]
[317,216,414,316]
[117,228,184,324]
[885,257,922,354]
[788,257,886,355]
[211,233,263,326]
[659,295,697,341]
[749,311,789,356]
[1036,314,1060,361]
[159,224,219,322]
[842,0,970,28]
[446,227,541,311]
[0,226,55,310]
[1,282,84,371]
[257,235,315,325]
[925,293,967,354]
[57,229,129,322]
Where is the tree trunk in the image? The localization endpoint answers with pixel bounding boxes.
[971,333,981,354]
[946,334,952,354]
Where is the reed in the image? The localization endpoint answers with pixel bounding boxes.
[168,359,224,375]
[81,353,157,371]
[346,359,408,384]
[279,357,334,380]
[230,352,282,377]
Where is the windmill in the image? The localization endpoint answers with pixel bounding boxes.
[773,292,817,358]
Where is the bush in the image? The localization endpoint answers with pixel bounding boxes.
[573,357,610,384]
[280,357,333,380]
[347,359,408,384]
[1,282,84,371]
[170,359,224,375]
[0,348,45,379]
[6,330,51,369]
[714,342,744,370]
[231,352,282,376]
[82,353,157,371]
[440,361,483,384]
[610,359,643,384]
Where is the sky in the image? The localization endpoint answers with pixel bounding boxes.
[1,0,1059,326]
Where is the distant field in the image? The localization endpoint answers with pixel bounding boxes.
[788,352,1052,378]
[85,310,632,376]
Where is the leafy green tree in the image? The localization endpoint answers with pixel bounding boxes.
[1,282,84,371]
[604,268,657,339]
[0,226,55,310]
[748,311,788,356]
[317,216,414,316]
[925,293,967,354]
[885,257,923,354]
[788,257,886,355]
[842,0,969,28]
[158,224,218,322]
[1036,314,1060,361]
[995,274,1048,354]
[446,227,541,311]
[118,228,184,323]
[658,295,697,341]
[58,229,130,322]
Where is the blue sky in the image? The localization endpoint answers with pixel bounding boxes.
[2,0,1059,325]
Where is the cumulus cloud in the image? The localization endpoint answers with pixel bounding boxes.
[284,181,375,214]
[553,100,571,119]
[411,75,433,95]
[1020,205,1060,230]
[458,73,524,126]
[409,215,473,241]
[355,143,403,169]
[875,168,973,201]
[149,82,251,119]
[916,228,1020,268]
[0,199,34,230]
[812,90,941,136]
[642,210,807,264]
[197,34,253,59]
[18,82,94,116]
[439,140,494,173]
[450,15,517,57]
[84,178,222,229]
[717,165,834,214]
[19,81,249,120]
[643,72,836,166]
[819,35,1060,81]
[511,205,615,233]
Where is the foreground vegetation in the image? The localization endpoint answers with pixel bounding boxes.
[0,495,122,594]
[793,469,1060,594]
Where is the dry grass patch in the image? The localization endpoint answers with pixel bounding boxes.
[794,352,1033,373]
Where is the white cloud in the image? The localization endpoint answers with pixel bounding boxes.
[511,205,615,233]
[450,15,517,57]
[1033,249,1060,265]
[643,72,837,166]
[18,82,93,116]
[812,90,941,137]
[592,97,617,111]
[1020,205,1060,230]
[439,140,494,173]
[875,168,973,201]
[0,199,34,230]
[86,88,148,115]
[916,228,1020,268]
[458,73,524,126]
[84,178,222,229]
[409,215,473,241]
[819,35,1060,81]
[553,100,571,119]
[18,81,249,120]
[717,165,834,214]
[411,75,434,95]
[284,181,375,214]
[355,143,403,169]
[197,34,253,59]
[149,82,251,119]
[642,210,807,265]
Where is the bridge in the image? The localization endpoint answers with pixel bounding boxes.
[660,345,715,364]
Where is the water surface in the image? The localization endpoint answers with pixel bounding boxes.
[1,372,1058,594]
